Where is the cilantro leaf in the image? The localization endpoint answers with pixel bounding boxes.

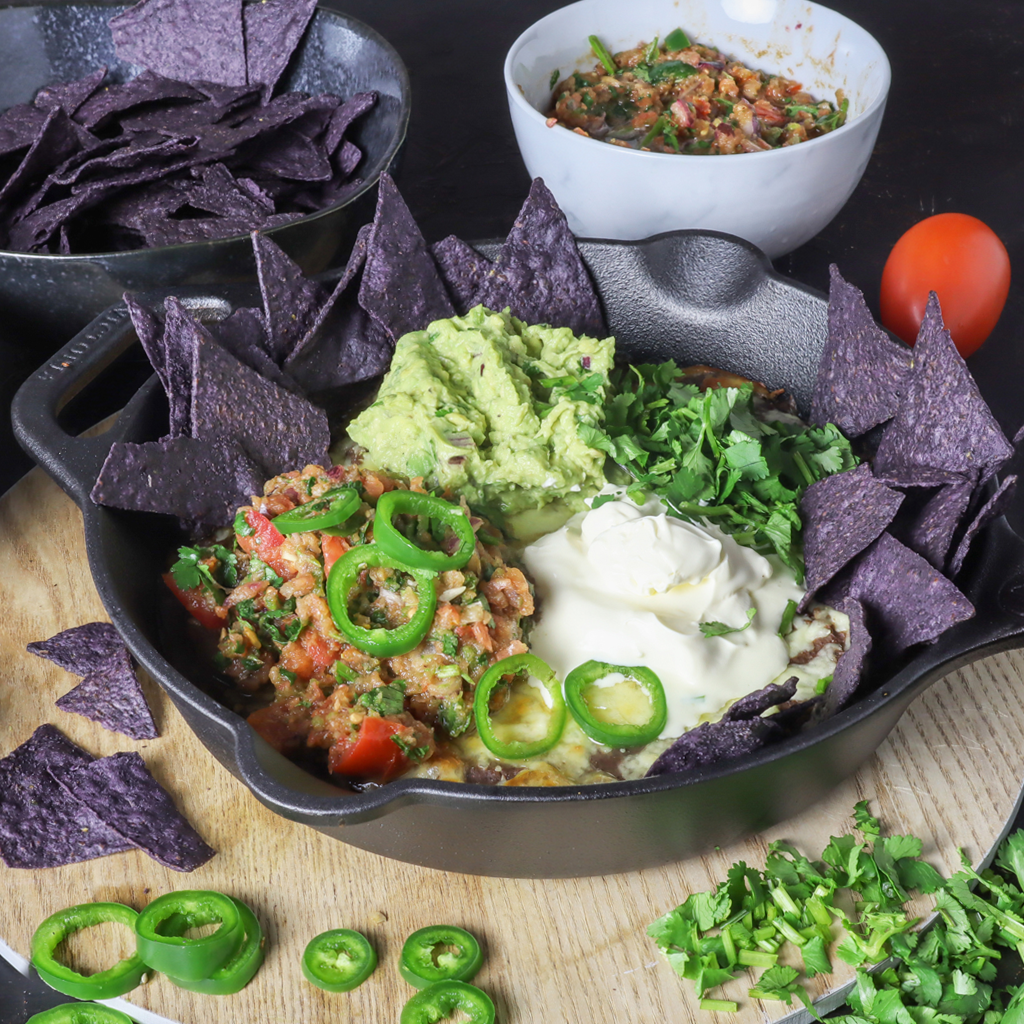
[699,607,756,638]
[358,680,407,716]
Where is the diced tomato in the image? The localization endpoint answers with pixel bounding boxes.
[238,508,293,579]
[162,573,225,630]
[301,629,341,675]
[322,534,350,575]
[328,717,409,782]
[280,640,315,679]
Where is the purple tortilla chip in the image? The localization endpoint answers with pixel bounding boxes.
[285,223,394,390]
[74,71,202,130]
[209,306,298,390]
[253,230,328,362]
[190,321,330,476]
[646,717,781,777]
[91,436,264,526]
[874,292,1014,484]
[323,92,377,155]
[800,463,904,604]
[724,677,798,721]
[246,126,332,182]
[161,296,200,436]
[811,265,912,436]
[27,622,124,676]
[34,67,108,118]
[812,599,871,721]
[473,178,606,338]
[948,474,1019,578]
[0,726,133,868]
[243,0,318,96]
[824,531,974,657]
[56,647,157,741]
[905,479,974,570]
[110,0,246,88]
[358,172,455,342]
[52,752,215,872]
[124,292,167,390]
[169,163,273,219]
[0,107,85,214]
[0,103,49,158]
[431,234,493,313]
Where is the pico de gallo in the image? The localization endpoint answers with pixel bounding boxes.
[548,27,848,154]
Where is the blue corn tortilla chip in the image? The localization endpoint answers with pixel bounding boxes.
[243,0,318,96]
[358,172,455,343]
[51,751,215,872]
[0,107,85,215]
[110,0,246,88]
[431,235,493,313]
[323,92,377,156]
[74,71,203,130]
[160,296,200,437]
[252,230,328,363]
[473,178,606,338]
[209,306,298,390]
[55,647,157,741]
[812,599,871,721]
[0,726,133,868]
[645,717,782,777]
[91,436,264,527]
[33,67,108,118]
[27,622,124,676]
[284,223,394,391]
[874,292,1014,485]
[799,463,904,605]
[124,292,167,392]
[190,318,330,476]
[904,479,974,570]
[723,677,798,721]
[823,531,974,658]
[0,102,49,158]
[948,474,1019,578]
[811,265,912,437]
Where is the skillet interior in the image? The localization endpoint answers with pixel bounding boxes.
[15,230,1024,877]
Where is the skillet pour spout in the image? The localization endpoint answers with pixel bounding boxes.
[14,231,1024,878]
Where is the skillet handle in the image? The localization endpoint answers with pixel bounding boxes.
[11,301,141,508]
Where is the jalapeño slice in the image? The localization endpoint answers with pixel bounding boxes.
[400,925,483,988]
[301,928,377,992]
[373,490,476,572]
[134,890,245,982]
[326,543,437,657]
[271,486,361,535]
[31,902,145,1001]
[27,1005,136,1024]
[163,898,265,995]
[563,660,667,747]
[473,653,566,760]
[400,980,496,1024]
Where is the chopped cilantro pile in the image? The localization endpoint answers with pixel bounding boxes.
[581,363,857,581]
[649,802,1024,1024]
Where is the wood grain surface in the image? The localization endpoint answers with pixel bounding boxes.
[2,466,1024,1024]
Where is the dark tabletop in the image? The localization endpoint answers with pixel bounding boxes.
[4,0,1024,1018]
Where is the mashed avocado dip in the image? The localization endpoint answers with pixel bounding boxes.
[347,306,615,535]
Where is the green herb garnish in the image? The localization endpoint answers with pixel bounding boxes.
[699,608,756,638]
[357,680,407,717]
[664,27,691,50]
[588,34,618,75]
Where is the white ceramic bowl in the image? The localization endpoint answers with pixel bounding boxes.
[504,0,890,258]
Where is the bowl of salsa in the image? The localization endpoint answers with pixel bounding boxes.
[504,0,890,257]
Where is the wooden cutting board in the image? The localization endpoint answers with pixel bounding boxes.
[3,466,1024,1024]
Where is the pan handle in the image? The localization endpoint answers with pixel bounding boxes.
[12,300,143,507]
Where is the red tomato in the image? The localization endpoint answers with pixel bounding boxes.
[238,508,293,580]
[328,717,409,782]
[879,213,1010,357]
[162,572,225,630]
[321,534,350,575]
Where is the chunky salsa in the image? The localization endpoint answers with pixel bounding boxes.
[548,28,848,154]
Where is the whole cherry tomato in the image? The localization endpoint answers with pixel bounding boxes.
[879,213,1010,357]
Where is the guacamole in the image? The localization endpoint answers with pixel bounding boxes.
[347,306,615,530]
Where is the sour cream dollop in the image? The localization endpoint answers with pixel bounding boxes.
[521,494,805,738]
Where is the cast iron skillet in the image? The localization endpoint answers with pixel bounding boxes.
[14,230,1024,878]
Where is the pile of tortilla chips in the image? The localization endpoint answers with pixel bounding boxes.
[0,0,375,253]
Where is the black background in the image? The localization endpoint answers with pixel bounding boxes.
[4,0,1024,1018]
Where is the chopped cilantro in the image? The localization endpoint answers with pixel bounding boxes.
[432,631,459,659]
[778,599,798,638]
[333,661,358,683]
[357,680,407,717]
[233,510,254,537]
[247,556,284,588]
[280,668,297,684]
[170,544,237,593]
[582,365,857,581]
[699,608,756,638]
[549,68,560,90]
[391,734,429,761]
